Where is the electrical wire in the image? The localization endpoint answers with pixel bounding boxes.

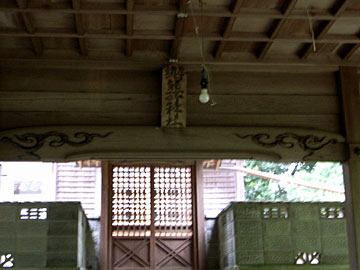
[187,0,206,67]
[187,0,216,106]
[304,5,316,52]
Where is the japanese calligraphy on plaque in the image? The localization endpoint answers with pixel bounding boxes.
[161,64,187,128]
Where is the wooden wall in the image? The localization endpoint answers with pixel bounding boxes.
[0,67,341,134]
[55,162,100,218]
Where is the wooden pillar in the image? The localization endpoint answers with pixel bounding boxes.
[100,161,111,270]
[339,66,360,270]
[195,161,206,270]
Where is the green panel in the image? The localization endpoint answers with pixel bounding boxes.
[217,202,349,269]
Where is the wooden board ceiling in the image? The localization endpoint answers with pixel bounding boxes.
[0,0,359,71]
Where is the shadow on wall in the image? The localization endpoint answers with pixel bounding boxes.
[88,219,101,270]
[205,218,220,270]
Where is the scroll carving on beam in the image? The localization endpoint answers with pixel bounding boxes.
[0,126,345,162]
[161,64,187,128]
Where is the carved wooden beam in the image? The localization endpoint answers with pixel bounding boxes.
[0,126,345,162]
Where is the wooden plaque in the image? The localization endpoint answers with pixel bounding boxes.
[161,64,187,128]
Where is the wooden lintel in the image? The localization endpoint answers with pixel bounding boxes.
[0,126,345,162]
[125,0,134,57]
[214,0,245,59]
[258,0,297,59]
[16,0,43,56]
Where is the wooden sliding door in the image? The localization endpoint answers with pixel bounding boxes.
[101,162,203,270]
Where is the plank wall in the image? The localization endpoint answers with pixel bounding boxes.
[0,68,341,134]
[55,162,100,217]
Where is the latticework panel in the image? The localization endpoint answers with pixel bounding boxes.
[110,165,195,270]
[154,167,193,237]
[111,166,193,238]
[112,166,151,237]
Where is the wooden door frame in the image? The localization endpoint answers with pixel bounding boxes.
[99,160,206,270]
[100,160,111,270]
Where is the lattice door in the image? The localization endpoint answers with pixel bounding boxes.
[110,165,195,270]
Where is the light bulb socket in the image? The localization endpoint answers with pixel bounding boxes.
[200,68,208,89]
[201,68,208,79]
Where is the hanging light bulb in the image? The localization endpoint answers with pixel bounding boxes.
[199,68,210,103]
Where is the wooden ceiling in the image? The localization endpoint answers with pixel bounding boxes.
[0,0,359,71]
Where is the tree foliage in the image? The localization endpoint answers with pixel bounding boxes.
[242,160,344,202]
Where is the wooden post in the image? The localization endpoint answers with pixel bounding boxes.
[195,161,206,270]
[339,66,360,270]
[100,161,111,270]
[161,64,187,128]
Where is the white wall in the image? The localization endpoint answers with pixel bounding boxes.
[0,162,56,202]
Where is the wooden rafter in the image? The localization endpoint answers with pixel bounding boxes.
[258,0,297,59]
[214,0,244,59]
[125,0,134,57]
[170,0,187,60]
[0,0,358,70]
[301,0,351,59]
[344,44,360,60]
[72,0,87,56]
[16,0,43,56]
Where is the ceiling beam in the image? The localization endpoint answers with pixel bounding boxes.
[125,0,134,57]
[1,29,359,44]
[257,0,297,59]
[72,0,87,56]
[0,54,354,72]
[214,0,245,59]
[301,0,351,59]
[2,5,360,20]
[16,0,43,56]
[170,0,187,60]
